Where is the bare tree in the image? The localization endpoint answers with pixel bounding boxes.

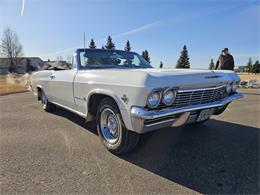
[0,27,24,72]
[66,55,73,69]
[56,55,64,61]
[66,55,72,64]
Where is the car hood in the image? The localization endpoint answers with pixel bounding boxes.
[132,68,239,89]
[77,68,240,89]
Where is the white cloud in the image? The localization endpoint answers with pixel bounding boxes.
[40,21,160,58]
[114,21,160,37]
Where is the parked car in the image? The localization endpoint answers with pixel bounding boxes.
[31,49,243,154]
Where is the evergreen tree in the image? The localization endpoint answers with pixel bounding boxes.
[246,58,253,73]
[159,61,163,68]
[176,45,190,69]
[252,60,260,73]
[105,36,115,50]
[142,50,151,63]
[208,59,215,70]
[125,40,131,51]
[89,39,96,48]
[87,39,97,64]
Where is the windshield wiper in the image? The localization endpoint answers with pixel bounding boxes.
[122,64,148,68]
[85,65,119,69]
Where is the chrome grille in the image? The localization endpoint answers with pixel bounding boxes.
[173,86,227,108]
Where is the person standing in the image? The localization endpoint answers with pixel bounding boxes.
[215,48,235,70]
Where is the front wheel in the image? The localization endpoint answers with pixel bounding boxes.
[96,98,140,155]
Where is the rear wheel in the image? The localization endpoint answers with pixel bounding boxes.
[40,90,55,112]
[96,98,140,155]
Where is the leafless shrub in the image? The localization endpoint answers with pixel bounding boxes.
[0,27,24,72]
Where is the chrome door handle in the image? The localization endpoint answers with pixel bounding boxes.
[50,75,55,79]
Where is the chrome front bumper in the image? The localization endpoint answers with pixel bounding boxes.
[130,92,243,133]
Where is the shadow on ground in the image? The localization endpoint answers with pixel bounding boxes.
[51,107,259,194]
[51,107,98,135]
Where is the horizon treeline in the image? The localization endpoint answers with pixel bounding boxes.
[1,27,258,71]
[86,36,191,69]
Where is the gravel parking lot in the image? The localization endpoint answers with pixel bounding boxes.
[0,89,259,194]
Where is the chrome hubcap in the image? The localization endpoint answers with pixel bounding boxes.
[100,108,120,144]
[41,94,47,108]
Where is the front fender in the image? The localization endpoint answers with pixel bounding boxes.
[85,89,134,131]
[85,88,126,112]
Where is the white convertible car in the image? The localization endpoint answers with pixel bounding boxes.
[31,49,243,154]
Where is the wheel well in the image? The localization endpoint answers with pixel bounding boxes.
[36,87,42,100]
[88,94,117,117]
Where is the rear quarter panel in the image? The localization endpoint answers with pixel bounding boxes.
[31,70,52,98]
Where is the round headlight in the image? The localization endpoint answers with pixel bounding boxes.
[226,83,232,94]
[147,91,161,108]
[162,89,176,105]
[232,81,239,92]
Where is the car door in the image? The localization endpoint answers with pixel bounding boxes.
[48,69,77,110]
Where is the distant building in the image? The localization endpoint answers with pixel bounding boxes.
[234,66,248,72]
[0,58,9,75]
[0,57,44,75]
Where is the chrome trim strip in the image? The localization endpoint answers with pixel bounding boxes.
[51,101,86,118]
[178,85,227,93]
[131,92,243,120]
[144,118,176,127]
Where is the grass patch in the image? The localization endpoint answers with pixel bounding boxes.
[0,74,31,96]
[238,73,260,81]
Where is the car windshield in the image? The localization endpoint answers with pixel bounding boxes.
[79,49,153,69]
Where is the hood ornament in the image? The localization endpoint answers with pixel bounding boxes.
[204,75,222,79]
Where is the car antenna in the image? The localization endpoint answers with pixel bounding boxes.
[83,32,86,52]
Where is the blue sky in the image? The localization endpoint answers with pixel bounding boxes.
[0,0,259,68]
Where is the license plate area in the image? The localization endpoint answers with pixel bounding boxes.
[197,108,214,122]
